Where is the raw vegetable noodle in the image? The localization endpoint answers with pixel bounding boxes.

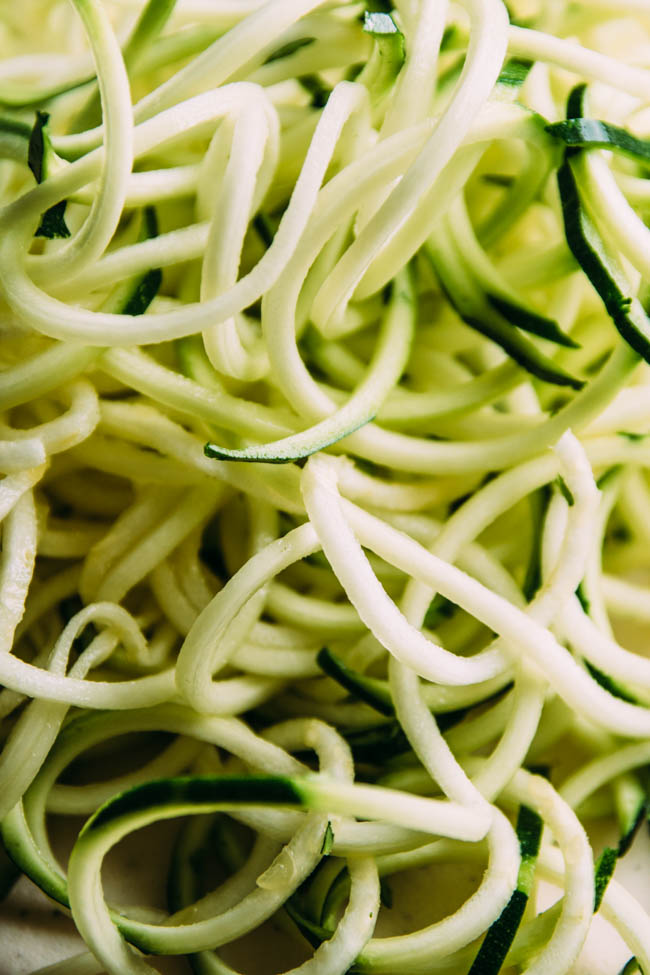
[4,0,650,972]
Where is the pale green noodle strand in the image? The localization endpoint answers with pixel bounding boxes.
[2,1,650,971]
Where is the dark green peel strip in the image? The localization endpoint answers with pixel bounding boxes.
[121,268,162,316]
[556,156,650,362]
[618,958,642,975]
[320,821,335,856]
[265,37,315,63]
[34,200,71,239]
[423,594,456,629]
[284,899,333,949]
[523,487,550,601]
[496,58,533,89]
[555,86,650,365]
[547,117,650,164]
[584,661,638,705]
[299,74,331,108]
[204,410,375,464]
[427,243,584,390]
[468,890,529,975]
[594,846,617,912]
[27,110,50,183]
[487,294,579,348]
[617,798,647,858]
[317,647,395,717]
[110,206,162,316]
[343,723,412,763]
[27,110,71,238]
[466,804,542,975]
[463,313,584,389]
[87,774,305,833]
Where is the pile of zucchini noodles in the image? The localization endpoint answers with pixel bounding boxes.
[7,0,650,972]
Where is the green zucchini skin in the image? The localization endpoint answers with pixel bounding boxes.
[555,85,650,364]
[86,774,305,834]
[466,804,543,975]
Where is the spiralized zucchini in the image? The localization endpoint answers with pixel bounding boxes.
[4,0,650,973]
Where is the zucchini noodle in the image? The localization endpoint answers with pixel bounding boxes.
[5,0,650,973]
